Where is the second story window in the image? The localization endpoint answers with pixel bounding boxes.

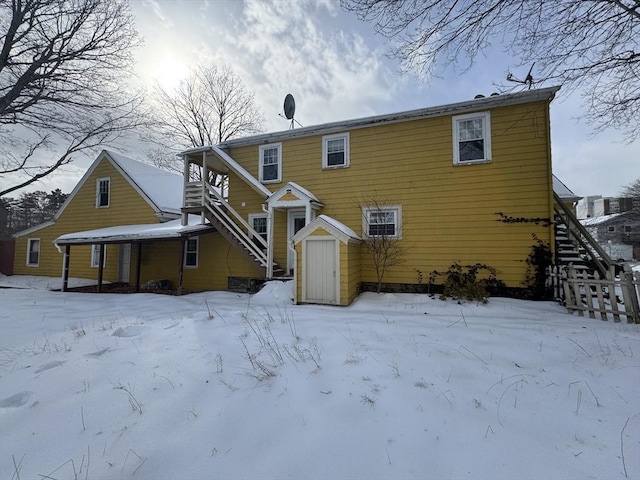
[96,177,110,207]
[259,143,282,183]
[322,133,350,168]
[452,112,491,165]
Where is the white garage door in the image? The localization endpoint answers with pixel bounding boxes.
[304,239,337,304]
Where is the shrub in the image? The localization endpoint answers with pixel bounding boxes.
[429,262,505,303]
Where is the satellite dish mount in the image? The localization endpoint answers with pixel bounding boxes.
[281,94,302,129]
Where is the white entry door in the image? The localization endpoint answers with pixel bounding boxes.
[118,243,131,283]
[304,238,337,304]
[287,209,306,274]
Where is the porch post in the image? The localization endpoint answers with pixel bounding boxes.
[267,205,274,278]
[135,242,142,292]
[201,151,207,225]
[181,154,189,226]
[177,238,186,295]
[62,244,70,292]
[305,202,312,224]
[97,243,105,293]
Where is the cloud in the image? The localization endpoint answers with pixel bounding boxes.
[203,0,396,129]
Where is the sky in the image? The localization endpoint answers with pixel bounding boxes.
[2,0,638,199]
[1,275,638,479]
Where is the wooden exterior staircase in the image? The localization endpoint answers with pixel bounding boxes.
[553,192,618,278]
[183,181,285,278]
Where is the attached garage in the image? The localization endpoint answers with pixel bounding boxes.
[292,215,361,306]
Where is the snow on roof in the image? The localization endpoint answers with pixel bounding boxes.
[580,213,622,226]
[293,215,361,244]
[553,175,581,201]
[286,182,320,203]
[55,216,213,245]
[317,215,360,240]
[106,150,183,214]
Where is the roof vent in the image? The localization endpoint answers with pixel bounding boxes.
[474,94,485,99]
[490,92,500,96]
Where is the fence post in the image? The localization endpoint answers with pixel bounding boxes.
[621,265,640,324]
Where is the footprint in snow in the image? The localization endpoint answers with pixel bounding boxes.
[34,360,66,373]
[112,325,150,337]
[0,391,33,409]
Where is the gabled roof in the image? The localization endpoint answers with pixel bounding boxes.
[268,181,323,209]
[293,215,361,244]
[55,150,183,220]
[217,86,561,148]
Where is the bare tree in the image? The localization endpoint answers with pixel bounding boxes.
[147,65,265,175]
[360,196,405,293]
[0,0,145,197]
[341,0,640,141]
[620,178,640,199]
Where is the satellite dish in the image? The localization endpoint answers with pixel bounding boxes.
[284,94,295,120]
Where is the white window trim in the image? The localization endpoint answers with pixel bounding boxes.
[91,244,107,268]
[26,238,40,267]
[96,177,111,208]
[452,111,492,166]
[322,132,350,169]
[362,205,402,239]
[248,213,268,241]
[184,237,199,268]
[259,143,282,184]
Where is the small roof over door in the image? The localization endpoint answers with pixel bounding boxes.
[267,182,324,210]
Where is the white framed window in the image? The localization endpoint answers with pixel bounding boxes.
[184,237,199,268]
[363,205,402,239]
[452,112,491,165]
[26,238,40,266]
[322,132,350,168]
[259,143,282,183]
[91,244,107,268]
[249,213,268,245]
[624,225,632,233]
[96,177,110,207]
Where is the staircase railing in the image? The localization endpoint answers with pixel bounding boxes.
[554,192,616,277]
[185,181,269,268]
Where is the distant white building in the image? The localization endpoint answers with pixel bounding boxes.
[577,195,636,219]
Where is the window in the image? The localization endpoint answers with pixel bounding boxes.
[91,244,106,267]
[249,214,268,246]
[322,133,350,168]
[624,225,632,233]
[452,112,491,165]
[96,178,110,207]
[259,143,282,183]
[184,237,198,268]
[607,226,616,233]
[363,206,402,238]
[27,238,40,266]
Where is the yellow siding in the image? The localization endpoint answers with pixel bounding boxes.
[227,100,553,289]
[14,157,159,281]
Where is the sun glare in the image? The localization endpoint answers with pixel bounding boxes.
[147,53,190,91]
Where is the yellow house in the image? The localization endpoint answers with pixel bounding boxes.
[15,86,562,303]
[178,86,561,304]
[12,150,219,291]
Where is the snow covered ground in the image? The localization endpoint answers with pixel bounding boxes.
[1,275,638,480]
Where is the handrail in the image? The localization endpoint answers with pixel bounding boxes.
[554,192,616,277]
[205,183,268,251]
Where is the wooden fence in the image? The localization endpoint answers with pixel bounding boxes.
[547,265,640,323]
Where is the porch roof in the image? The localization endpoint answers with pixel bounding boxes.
[54,216,214,246]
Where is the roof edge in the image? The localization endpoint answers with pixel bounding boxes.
[216,86,560,148]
